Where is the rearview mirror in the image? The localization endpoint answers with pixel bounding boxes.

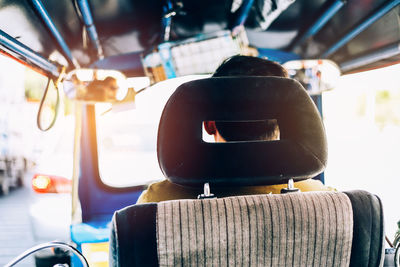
[63,69,128,103]
[283,59,341,95]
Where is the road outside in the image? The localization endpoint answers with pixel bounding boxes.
[0,172,35,267]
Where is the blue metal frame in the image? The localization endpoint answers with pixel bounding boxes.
[257,48,300,63]
[340,42,400,72]
[162,0,174,41]
[290,0,346,49]
[322,0,400,58]
[231,0,255,29]
[0,29,60,77]
[75,0,104,59]
[31,0,79,68]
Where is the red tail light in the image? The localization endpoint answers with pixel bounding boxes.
[32,174,72,193]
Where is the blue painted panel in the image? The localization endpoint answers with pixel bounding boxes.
[257,48,300,63]
[71,221,110,245]
[158,43,177,78]
[90,52,145,76]
[78,106,144,222]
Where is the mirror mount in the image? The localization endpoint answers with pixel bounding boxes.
[62,68,129,103]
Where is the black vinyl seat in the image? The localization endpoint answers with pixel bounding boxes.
[109,77,384,267]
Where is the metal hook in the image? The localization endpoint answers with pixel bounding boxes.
[197,182,216,199]
[280,178,300,194]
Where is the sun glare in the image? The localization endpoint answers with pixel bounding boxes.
[323,63,400,238]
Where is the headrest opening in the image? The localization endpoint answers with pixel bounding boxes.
[157,77,327,187]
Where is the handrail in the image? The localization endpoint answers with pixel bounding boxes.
[290,0,346,49]
[75,0,104,60]
[322,0,400,58]
[0,29,60,78]
[31,0,79,68]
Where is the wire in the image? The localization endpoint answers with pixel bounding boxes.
[36,78,60,131]
[4,241,89,267]
[100,87,138,116]
[36,66,66,131]
[387,235,394,248]
[135,85,150,95]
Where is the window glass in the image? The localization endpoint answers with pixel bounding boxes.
[323,64,400,239]
[96,75,208,187]
[0,54,75,179]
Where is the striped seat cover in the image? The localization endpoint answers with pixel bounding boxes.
[156,192,353,267]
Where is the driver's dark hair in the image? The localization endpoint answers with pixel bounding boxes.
[211,55,288,141]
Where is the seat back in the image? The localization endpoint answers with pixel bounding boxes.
[110,190,384,266]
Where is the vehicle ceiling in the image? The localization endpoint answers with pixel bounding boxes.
[0,0,399,76]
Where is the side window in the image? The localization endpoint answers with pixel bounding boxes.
[0,54,75,179]
[323,64,400,239]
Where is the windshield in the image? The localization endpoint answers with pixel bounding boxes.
[96,75,208,187]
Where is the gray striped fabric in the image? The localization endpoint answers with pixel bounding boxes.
[156,192,353,267]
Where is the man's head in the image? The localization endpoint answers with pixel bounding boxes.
[204,55,288,142]
[213,55,288,78]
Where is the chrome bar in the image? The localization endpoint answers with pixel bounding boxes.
[0,29,60,77]
[322,0,400,58]
[31,0,79,68]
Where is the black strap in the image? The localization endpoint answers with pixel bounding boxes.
[110,203,159,267]
[344,190,385,267]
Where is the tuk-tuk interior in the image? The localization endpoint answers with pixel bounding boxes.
[1,0,400,266]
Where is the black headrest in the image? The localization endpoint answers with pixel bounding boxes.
[157,77,327,187]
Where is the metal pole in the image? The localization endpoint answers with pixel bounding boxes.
[322,0,400,58]
[75,0,104,59]
[31,0,79,68]
[0,29,60,78]
[340,42,400,72]
[163,0,174,41]
[231,0,255,29]
[290,0,346,49]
